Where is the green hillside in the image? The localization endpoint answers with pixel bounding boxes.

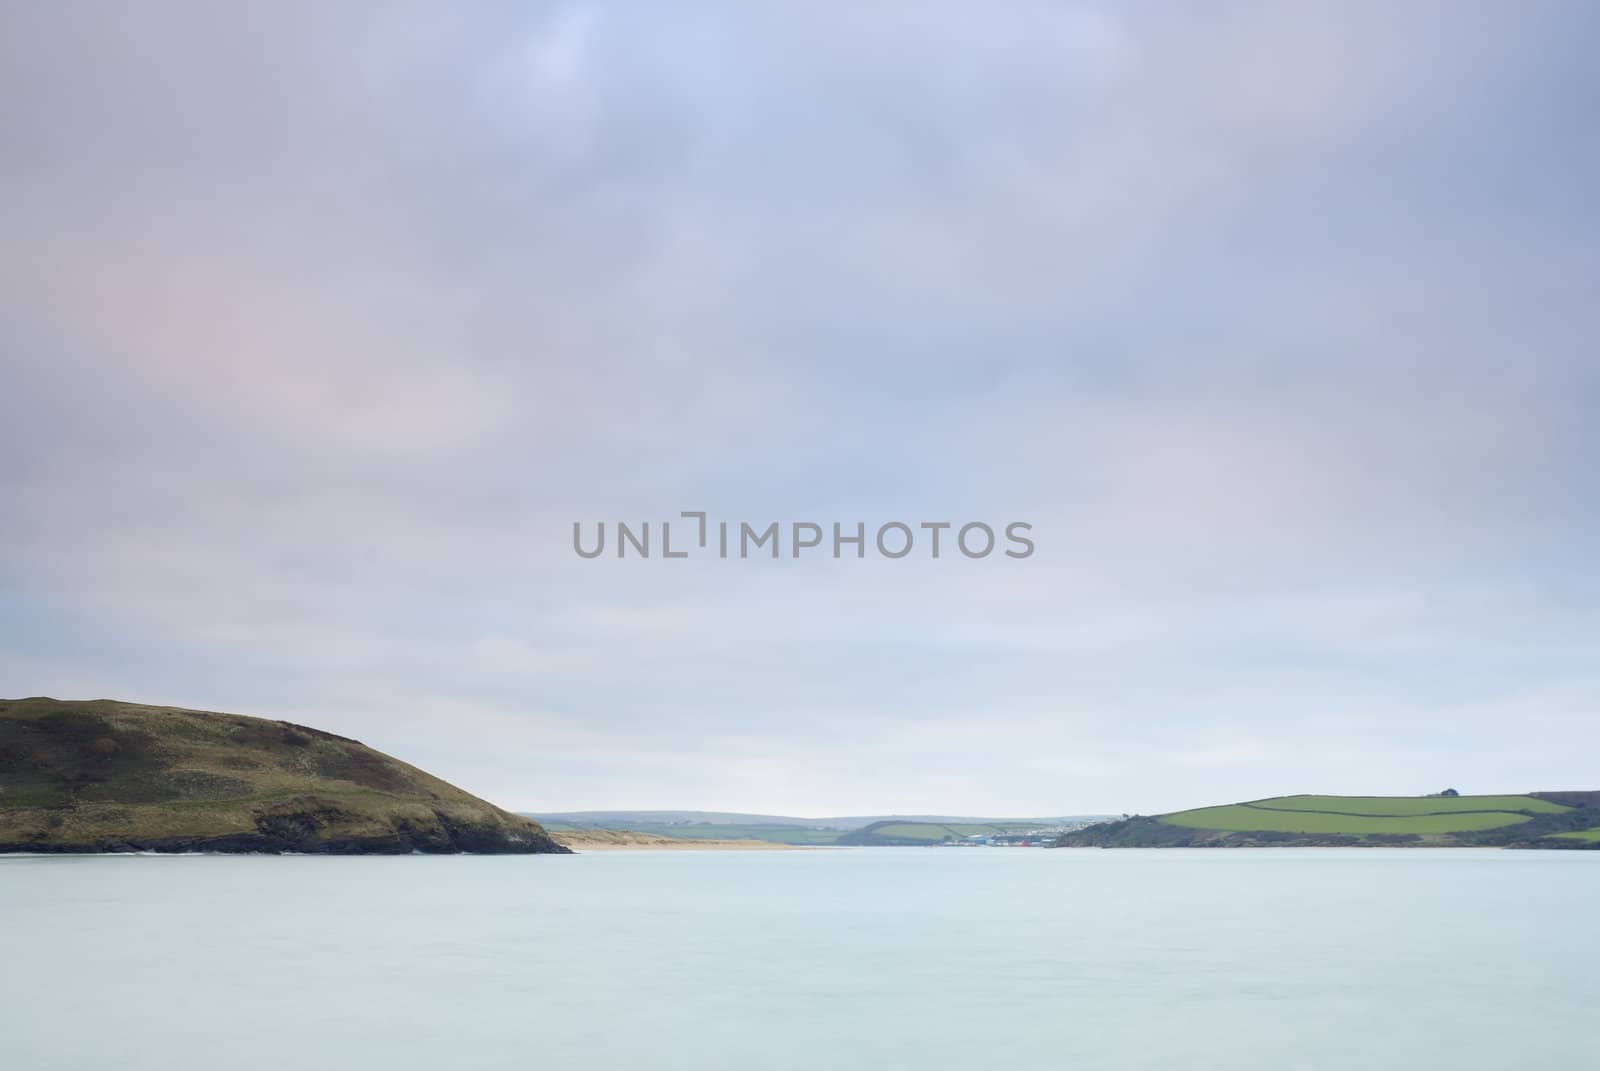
[1228,794,1569,816]
[0,697,567,854]
[1057,792,1600,849]
[1161,804,1532,836]
[1551,828,1600,843]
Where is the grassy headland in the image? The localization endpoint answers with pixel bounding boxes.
[0,697,567,854]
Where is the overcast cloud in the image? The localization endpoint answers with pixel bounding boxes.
[2,2,1597,815]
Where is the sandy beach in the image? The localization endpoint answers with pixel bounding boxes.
[549,828,802,851]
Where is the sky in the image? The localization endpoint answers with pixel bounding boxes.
[2,3,1598,816]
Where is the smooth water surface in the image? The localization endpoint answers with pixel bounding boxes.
[3,848,1596,1070]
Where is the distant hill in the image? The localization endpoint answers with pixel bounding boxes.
[0,698,567,854]
[528,810,1102,846]
[837,820,1074,846]
[1056,793,1600,849]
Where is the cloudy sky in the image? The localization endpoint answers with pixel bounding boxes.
[3,3,1597,816]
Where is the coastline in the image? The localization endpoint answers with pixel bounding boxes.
[549,828,803,851]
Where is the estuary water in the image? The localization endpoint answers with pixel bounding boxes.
[2,848,1596,1070]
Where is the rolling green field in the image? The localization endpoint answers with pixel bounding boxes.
[1060,791,1598,848]
[1160,804,1534,836]
[1157,794,1562,837]
[1550,828,1600,842]
[1239,794,1569,816]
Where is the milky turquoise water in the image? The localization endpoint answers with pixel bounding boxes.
[2,848,1596,1070]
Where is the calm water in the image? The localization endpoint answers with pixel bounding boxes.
[2,848,1596,1070]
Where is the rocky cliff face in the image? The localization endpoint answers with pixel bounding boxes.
[0,697,569,854]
